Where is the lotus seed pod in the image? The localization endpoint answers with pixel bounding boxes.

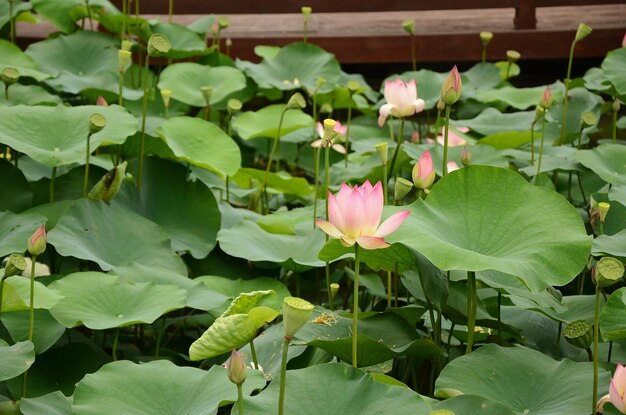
[575,23,592,42]
[147,33,171,57]
[563,320,593,349]
[479,31,493,46]
[375,142,388,165]
[88,161,127,204]
[3,253,26,278]
[160,89,171,109]
[330,283,339,299]
[394,177,413,201]
[200,86,213,104]
[118,49,132,72]
[323,119,337,142]
[227,98,242,115]
[217,16,230,30]
[598,202,610,223]
[89,113,106,135]
[402,19,416,35]
[226,349,247,385]
[346,79,361,93]
[27,225,47,257]
[121,39,133,51]
[506,50,521,63]
[283,296,314,337]
[1,67,19,85]
[225,38,232,48]
[595,256,624,288]
[581,111,597,127]
[315,76,326,90]
[287,92,306,109]
[301,6,312,16]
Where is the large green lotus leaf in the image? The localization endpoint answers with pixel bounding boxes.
[0,278,25,312]
[0,339,34,381]
[195,276,290,312]
[602,48,626,97]
[517,145,579,176]
[298,308,441,368]
[593,230,626,258]
[478,130,532,149]
[411,144,509,175]
[0,40,49,81]
[584,67,613,93]
[47,199,187,277]
[145,21,209,59]
[155,116,241,177]
[242,362,433,414]
[462,62,503,94]
[218,220,325,267]
[0,159,32,212]
[432,395,517,415]
[575,144,626,186]
[381,70,447,110]
[1,310,65,354]
[0,1,31,30]
[30,0,118,33]
[319,239,419,274]
[189,306,279,360]
[477,85,564,110]
[0,211,45,257]
[49,272,186,329]
[25,31,120,94]
[158,63,247,108]
[72,360,265,415]
[237,42,341,94]
[546,87,603,144]
[0,81,63,106]
[4,276,64,310]
[0,104,137,167]
[601,288,626,341]
[20,391,72,415]
[435,344,609,415]
[230,168,313,197]
[610,185,626,207]
[388,166,592,291]
[221,290,276,317]
[460,107,535,136]
[232,104,314,140]
[113,157,220,259]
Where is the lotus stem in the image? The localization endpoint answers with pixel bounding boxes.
[388,119,404,180]
[249,339,259,370]
[612,103,618,144]
[4,84,8,101]
[155,317,166,357]
[85,0,94,30]
[237,382,245,415]
[121,0,127,40]
[0,273,5,317]
[592,284,601,415]
[386,271,392,310]
[112,328,120,361]
[560,41,576,146]
[442,105,451,175]
[555,321,562,360]
[313,147,320,228]
[505,62,512,81]
[536,111,547,178]
[344,105,353,167]
[9,0,15,44]
[27,256,36,342]
[465,271,476,354]
[137,55,151,192]
[352,244,360,368]
[50,166,57,203]
[262,108,287,211]
[83,133,92,198]
[278,336,291,415]
[324,144,330,220]
[481,47,486,63]
[530,118,537,165]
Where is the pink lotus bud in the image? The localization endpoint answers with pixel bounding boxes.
[539,86,553,109]
[441,65,462,105]
[226,349,247,385]
[412,150,435,190]
[622,32,626,48]
[28,225,47,257]
[96,96,108,106]
[461,146,471,166]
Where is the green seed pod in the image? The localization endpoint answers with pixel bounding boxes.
[88,161,127,204]
[147,33,171,57]
[394,177,413,201]
[595,256,624,288]
[3,253,26,278]
[563,320,593,349]
[283,296,314,337]
[89,113,106,135]
[479,31,493,46]
[575,23,592,42]
[1,67,19,85]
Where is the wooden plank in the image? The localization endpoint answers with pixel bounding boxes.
[515,0,537,29]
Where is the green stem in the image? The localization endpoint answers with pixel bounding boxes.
[121,0,127,40]
[352,244,360,368]
[324,145,330,220]
[155,317,166,358]
[49,166,57,203]
[262,109,286,207]
[83,133,92,198]
[85,0,94,30]
[137,55,151,192]
[118,70,124,106]
[237,382,245,415]
[112,328,120,361]
[28,256,36,341]
[481,46,486,63]
[497,291,502,340]
[381,160,388,205]
[612,104,618,144]
[168,0,173,23]
[4,84,8,101]
[249,339,259,370]
[9,0,15,44]
[555,321,562,360]
[530,119,537,165]
[442,105,451,176]
[465,271,476,354]
[577,126,583,150]
[411,35,416,72]
[278,336,291,415]
[386,271,392,310]
[560,41,576,146]
[0,273,5,316]
[303,18,308,43]
[599,221,605,236]
[593,285,601,415]
[387,119,404,179]
[505,62,512,80]
[326,262,333,311]
[313,147,320,228]
[344,105,353,167]
[536,112,547,178]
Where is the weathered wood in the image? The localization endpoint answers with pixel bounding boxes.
[515,0,537,29]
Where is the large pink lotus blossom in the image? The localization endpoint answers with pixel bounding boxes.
[311,121,347,154]
[316,181,410,250]
[598,363,626,413]
[378,79,425,127]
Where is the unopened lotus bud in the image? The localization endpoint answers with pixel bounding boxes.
[539,86,553,109]
[4,254,26,278]
[28,225,47,257]
[402,19,416,35]
[89,113,106,135]
[598,202,610,223]
[200,86,213,105]
[581,111,597,128]
[375,142,388,165]
[226,349,247,385]
[394,177,413,201]
[1,67,19,85]
[563,320,593,349]
[575,23,592,42]
[595,256,624,288]
[461,146,471,166]
[227,98,242,115]
[118,49,132,72]
[88,161,127,204]
[440,65,462,105]
[412,150,435,190]
[147,33,171,57]
[479,31,493,46]
[506,50,521,63]
[436,99,446,111]
[613,98,621,112]
[330,283,339,300]
[283,296,314,337]
[301,6,312,18]
[160,89,171,109]
[217,16,230,30]
[121,39,133,51]
[287,92,306,109]
[96,96,108,106]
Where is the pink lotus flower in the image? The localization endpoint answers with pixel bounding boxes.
[378,79,425,127]
[316,181,410,250]
[311,121,347,154]
[598,363,626,413]
[412,150,435,189]
[425,127,469,147]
